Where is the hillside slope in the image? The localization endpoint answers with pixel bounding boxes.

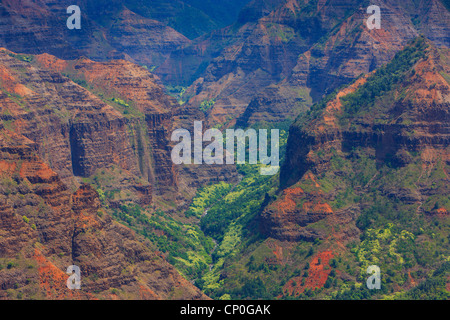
[0,130,206,299]
[179,0,450,127]
[197,38,450,300]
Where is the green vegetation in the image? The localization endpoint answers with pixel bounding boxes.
[7,53,33,63]
[200,99,216,113]
[200,127,287,241]
[82,167,217,280]
[400,262,450,299]
[111,204,216,279]
[200,164,276,241]
[267,23,296,43]
[296,37,429,129]
[188,39,450,300]
[111,97,130,108]
[185,182,232,218]
[340,37,428,117]
[60,71,144,119]
[165,85,188,104]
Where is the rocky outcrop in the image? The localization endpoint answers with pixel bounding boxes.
[260,176,333,241]
[184,0,450,127]
[0,133,206,299]
[0,0,252,84]
[0,0,191,75]
[34,54,182,191]
[282,41,450,187]
[262,39,450,242]
[0,48,180,199]
[0,47,240,224]
[0,49,145,190]
[283,250,335,296]
[32,52,240,200]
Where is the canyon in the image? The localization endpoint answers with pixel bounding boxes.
[0,130,206,299]
[0,47,235,298]
[0,0,449,300]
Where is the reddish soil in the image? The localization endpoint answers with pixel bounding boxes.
[34,249,89,300]
[283,250,335,296]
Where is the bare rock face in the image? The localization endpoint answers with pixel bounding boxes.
[0,134,206,299]
[31,52,239,200]
[185,0,450,127]
[0,0,191,73]
[261,39,450,242]
[1,0,448,130]
[0,49,146,193]
[260,176,333,241]
[0,47,239,213]
[0,49,178,199]
[35,54,181,191]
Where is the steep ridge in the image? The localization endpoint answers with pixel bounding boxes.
[0,48,239,216]
[0,49,140,187]
[0,0,191,73]
[264,36,449,259]
[33,52,179,190]
[198,37,450,300]
[0,130,206,299]
[180,0,450,127]
[30,52,239,203]
[0,47,165,210]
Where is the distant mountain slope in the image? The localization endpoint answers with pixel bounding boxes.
[1,0,448,122]
[0,0,251,73]
[177,0,450,127]
[0,0,189,72]
[124,0,252,39]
